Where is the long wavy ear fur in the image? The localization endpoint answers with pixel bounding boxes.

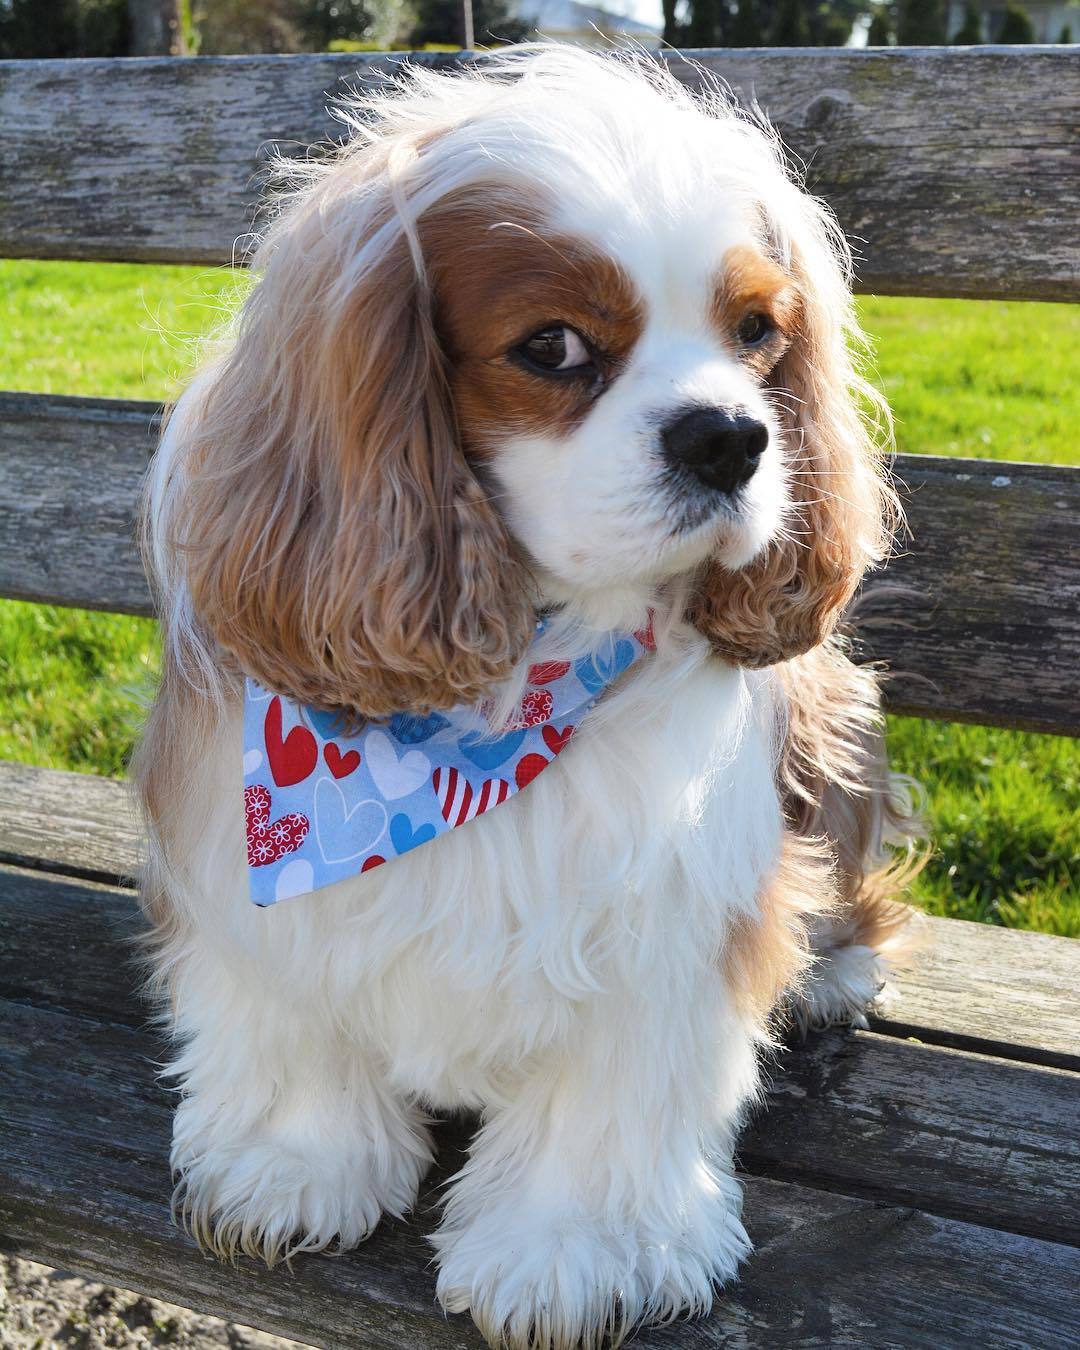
[151,136,533,717]
[688,186,896,668]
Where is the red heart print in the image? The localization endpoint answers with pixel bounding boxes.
[634,612,656,651]
[245,784,309,867]
[264,697,318,787]
[542,723,574,756]
[324,743,361,780]
[515,753,549,790]
[432,767,510,826]
[361,855,386,873]
[515,689,553,729]
[527,660,571,685]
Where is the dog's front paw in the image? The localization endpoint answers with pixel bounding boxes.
[432,1169,750,1349]
[172,1113,431,1265]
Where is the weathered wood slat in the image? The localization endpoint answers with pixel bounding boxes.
[0,866,146,1028]
[3,999,1077,1349]
[0,759,141,886]
[0,394,159,616]
[874,915,1080,1072]
[747,1027,1080,1246]
[2,863,1076,1246]
[0,48,1077,300]
[3,391,1078,734]
[860,455,1080,736]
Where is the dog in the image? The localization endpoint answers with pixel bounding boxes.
[136,46,921,1349]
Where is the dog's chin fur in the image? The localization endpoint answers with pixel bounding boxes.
[136,46,924,1350]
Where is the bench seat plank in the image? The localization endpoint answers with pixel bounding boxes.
[3,767,1077,1067]
[2,862,1077,1246]
[875,916,1080,1071]
[746,1028,1079,1246]
[3,392,1078,735]
[0,759,141,886]
[2,998,1077,1349]
[1,48,1077,301]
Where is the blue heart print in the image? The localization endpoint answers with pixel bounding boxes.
[306,707,451,745]
[389,711,450,744]
[390,812,437,856]
[575,640,635,695]
[458,728,526,770]
[305,705,352,741]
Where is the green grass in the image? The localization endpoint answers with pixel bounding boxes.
[0,602,158,779]
[858,295,1080,465]
[0,258,248,399]
[889,718,1078,937]
[0,260,1076,935]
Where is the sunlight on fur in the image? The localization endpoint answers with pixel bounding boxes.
[135,44,925,1350]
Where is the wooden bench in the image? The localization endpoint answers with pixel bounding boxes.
[1,46,1078,1347]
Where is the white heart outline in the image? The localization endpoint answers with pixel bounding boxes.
[364,729,431,801]
[314,777,388,865]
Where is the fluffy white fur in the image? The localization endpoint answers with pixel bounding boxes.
[163,619,774,1338]
[138,46,915,1350]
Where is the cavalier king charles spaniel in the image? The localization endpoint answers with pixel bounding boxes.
[137,46,921,1349]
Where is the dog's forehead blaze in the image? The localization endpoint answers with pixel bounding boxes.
[422,195,645,452]
[713,243,799,334]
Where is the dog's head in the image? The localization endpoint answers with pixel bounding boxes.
[159,48,893,714]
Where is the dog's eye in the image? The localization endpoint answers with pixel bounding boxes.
[737,313,772,347]
[516,325,592,374]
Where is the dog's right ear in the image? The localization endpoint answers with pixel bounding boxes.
[149,149,533,718]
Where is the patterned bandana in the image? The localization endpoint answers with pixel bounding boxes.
[242,620,655,906]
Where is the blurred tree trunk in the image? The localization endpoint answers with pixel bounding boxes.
[128,0,184,54]
[662,0,679,44]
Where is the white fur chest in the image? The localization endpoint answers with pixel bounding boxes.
[189,633,782,1111]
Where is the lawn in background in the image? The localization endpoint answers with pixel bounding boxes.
[0,259,1076,936]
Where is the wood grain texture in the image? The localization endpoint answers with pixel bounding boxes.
[746,1028,1080,1246]
[860,454,1080,736]
[0,48,1077,299]
[0,393,158,615]
[0,759,142,886]
[3,999,1078,1350]
[0,865,146,1028]
[3,392,1077,733]
[2,863,1077,1247]
[875,914,1080,1072]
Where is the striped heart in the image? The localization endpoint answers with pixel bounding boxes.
[431,767,509,828]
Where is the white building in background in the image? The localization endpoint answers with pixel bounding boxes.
[946,0,1078,40]
[511,0,663,47]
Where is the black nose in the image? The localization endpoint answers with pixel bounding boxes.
[660,407,768,495]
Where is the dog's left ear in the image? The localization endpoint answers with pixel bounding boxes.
[688,207,895,668]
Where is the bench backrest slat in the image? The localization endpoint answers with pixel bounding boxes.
[0,47,1077,300]
[2,391,1076,737]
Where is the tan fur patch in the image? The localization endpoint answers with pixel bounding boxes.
[423,193,645,452]
[723,831,837,1026]
[711,243,799,378]
[162,179,536,720]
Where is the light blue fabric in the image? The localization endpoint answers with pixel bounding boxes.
[242,624,652,906]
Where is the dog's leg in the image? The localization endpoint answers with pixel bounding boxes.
[432,975,758,1350]
[776,640,925,1030]
[166,943,433,1265]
